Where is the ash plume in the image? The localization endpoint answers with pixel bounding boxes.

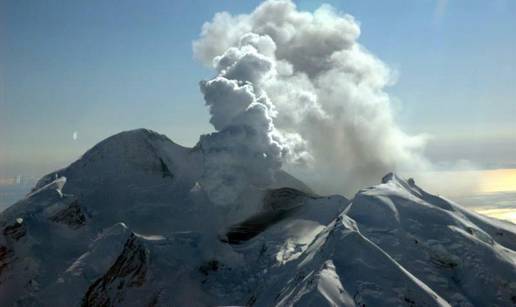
[197,37,284,206]
[194,0,429,198]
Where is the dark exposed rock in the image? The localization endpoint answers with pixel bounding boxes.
[199,259,220,275]
[223,188,314,244]
[263,187,313,211]
[50,200,86,229]
[3,221,26,241]
[404,296,417,307]
[430,256,458,269]
[158,158,173,179]
[223,210,291,245]
[0,245,14,277]
[82,234,148,307]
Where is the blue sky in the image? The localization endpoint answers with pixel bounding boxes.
[1,0,515,179]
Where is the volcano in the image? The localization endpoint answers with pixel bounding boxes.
[0,129,514,306]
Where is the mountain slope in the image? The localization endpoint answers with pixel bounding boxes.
[0,129,514,306]
[346,173,516,306]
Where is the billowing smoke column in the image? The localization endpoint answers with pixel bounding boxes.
[195,0,428,200]
[198,34,285,206]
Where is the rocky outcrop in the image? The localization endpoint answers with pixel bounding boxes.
[0,245,14,277]
[50,200,86,229]
[3,220,26,241]
[81,234,148,307]
[223,188,318,244]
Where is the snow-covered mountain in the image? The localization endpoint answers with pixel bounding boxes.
[1,129,515,306]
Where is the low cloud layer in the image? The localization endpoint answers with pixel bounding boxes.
[195,0,429,200]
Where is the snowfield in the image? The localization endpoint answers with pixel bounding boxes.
[0,129,514,306]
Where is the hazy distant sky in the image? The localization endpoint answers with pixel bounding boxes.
[1,0,515,179]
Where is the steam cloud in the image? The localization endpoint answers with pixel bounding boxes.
[195,0,428,202]
[197,37,284,206]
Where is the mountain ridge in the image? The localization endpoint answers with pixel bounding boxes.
[0,129,514,306]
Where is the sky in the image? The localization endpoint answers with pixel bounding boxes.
[1,1,515,217]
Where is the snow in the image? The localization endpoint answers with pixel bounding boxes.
[26,176,66,198]
[346,174,516,306]
[0,129,515,306]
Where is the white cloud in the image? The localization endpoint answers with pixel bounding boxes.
[194,0,430,197]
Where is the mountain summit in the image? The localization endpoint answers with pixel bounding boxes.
[0,129,514,306]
